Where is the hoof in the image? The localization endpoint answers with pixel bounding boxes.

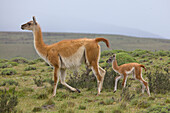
[113,90,116,93]
[76,88,81,93]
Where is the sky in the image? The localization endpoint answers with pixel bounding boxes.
[0,0,170,39]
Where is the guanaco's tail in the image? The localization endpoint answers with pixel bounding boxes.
[140,65,147,71]
[95,37,110,48]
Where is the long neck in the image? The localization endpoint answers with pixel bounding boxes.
[33,25,47,56]
[112,59,119,71]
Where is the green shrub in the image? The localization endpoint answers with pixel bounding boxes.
[7,62,18,66]
[32,107,42,112]
[0,89,18,113]
[37,93,48,99]
[24,66,36,71]
[112,109,122,113]
[132,49,152,57]
[21,88,34,93]
[165,98,170,103]
[98,110,104,113]
[79,105,86,110]
[0,59,8,63]
[43,99,55,106]
[137,101,151,108]
[131,99,138,106]
[28,60,36,65]
[0,62,18,69]
[146,105,170,113]
[34,58,44,62]
[147,70,170,94]
[101,50,113,57]
[0,63,9,68]
[120,84,135,102]
[10,57,29,64]
[99,98,115,105]
[155,50,169,56]
[0,79,18,86]
[116,53,137,66]
[1,68,17,75]
[33,76,44,87]
[21,72,31,76]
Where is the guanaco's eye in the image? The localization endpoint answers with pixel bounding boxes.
[28,23,31,26]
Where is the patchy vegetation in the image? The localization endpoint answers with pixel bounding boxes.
[0,49,169,112]
[1,68,17,75]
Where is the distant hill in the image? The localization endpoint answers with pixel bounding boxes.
[0,32,169,59]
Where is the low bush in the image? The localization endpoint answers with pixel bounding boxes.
[24,66,36,71]
[0,79,18,86]
[0,89,18,113]
[155,50,169,56]
[99,98,115,105]
[0,62,18,69]
[10,57,29,64]
[1,68,17,75]
[116,53,137,66]
[33,76,44,87]
[112,109,122,113]
[137,101,151,108]
[132,49,152,57]
[7,62,18,66]
[37,93,48,99]
[34,58,44,62]
[120,83,135,102]
[32,107,42,112]
[28,60,36,65]
[0,63,9,68]
[0,59,8,63]
[145,105,170,113]
[147,70,170,94]
[78,105,86,110]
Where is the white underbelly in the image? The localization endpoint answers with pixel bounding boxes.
[60,46,85,69]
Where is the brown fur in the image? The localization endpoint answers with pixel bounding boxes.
[21,17,109,96]
[106,54,150,96]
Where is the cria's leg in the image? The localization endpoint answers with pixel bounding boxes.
[114,75,122,93]
[91,62,103,95]
[137,68,150,96]
[60,69,80,93]
[122,74,128,88]
[53,67,60,96]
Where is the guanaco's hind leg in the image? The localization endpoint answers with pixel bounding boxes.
[136,68,150,96]
[60,69,80,93]
[91,62,103,95]
[98,66,106,91]
[53,67,60,96]
[85,44,104,95]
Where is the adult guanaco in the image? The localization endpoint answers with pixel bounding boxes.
[106,54,150,96]
[21,16,110,96]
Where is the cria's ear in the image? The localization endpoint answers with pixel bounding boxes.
[33,16,37,25]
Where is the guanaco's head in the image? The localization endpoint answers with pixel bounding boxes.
[21,16,38,31]
[106,54,116,63]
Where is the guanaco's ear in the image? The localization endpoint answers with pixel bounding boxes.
[33,16,37,25]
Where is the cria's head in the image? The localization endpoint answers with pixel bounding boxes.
[21,16,38,31]
[106,54,116,63]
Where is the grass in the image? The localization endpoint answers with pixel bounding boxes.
[0,48,169,112]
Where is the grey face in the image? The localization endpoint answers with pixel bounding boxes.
[106,54,116,63]
[21,21,34,30]
[21,16,37,31]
